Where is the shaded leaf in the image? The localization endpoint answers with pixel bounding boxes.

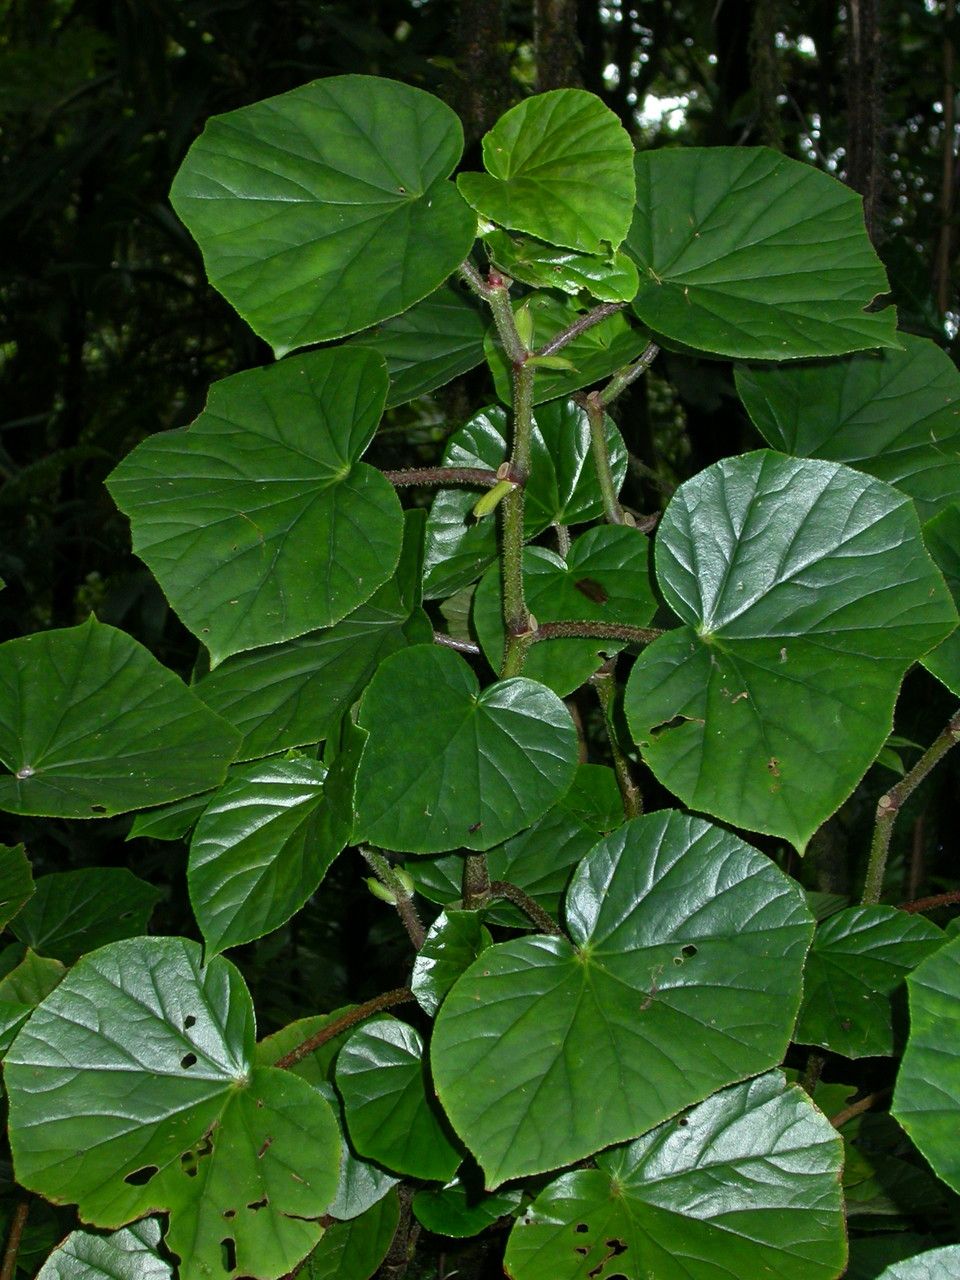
[0,843,33,931]
[411,911,492,1016]
[921,504,960,696]
[483,228,639,302]
[10,868,162,964]
[414,1176,521,1239]
[127,792,210,843]
[0,949,65,1006]
[301,1190,400,1280]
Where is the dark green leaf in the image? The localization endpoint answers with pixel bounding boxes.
[877,1247,960,1278]
[626,147,899,359]
[795,906,944,1058]
[0,619,239,818]
[354,645,579,853]
[502,1073,844,1280]
[423,401,627,599]
[483,228,639,302]
[457,90,635,253]
[0,843,33,931]
[170,76,476,355]
[561,763,624,833]
[36,1219,172,1280]
[735,335,960,522]
[432,811,812,1186]
[301,1191,400,1280]
[921,504,960,696]
[107,349,404,665]
[188,756,351,956]
[335,1015,461,1181]
[127,792,210,843]
[411,911,492,1016]
[624,452,957,851]
[10,869,161,964]
[0,949,65,1006]
[414,1177,521,1239]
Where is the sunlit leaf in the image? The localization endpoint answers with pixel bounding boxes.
[411,911,492,1016]
[483,228,639,302]
[36,1218,172,1280]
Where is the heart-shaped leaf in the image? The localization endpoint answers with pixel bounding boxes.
[485,292,648,405]
[624,452,957,851]
[10,869,161,963]
[5,937,341,1280]
[335,1016,461,1181]
[794,906,944,1058]
[0,844,33,932]
[0,618,239,818]
[877,1247,960,1278]
[893,934,960,1193]
[195,510,431,760]
[411,911,492,1017]
[37,1219,172,1280]
[625,147,899,358]
[483,228,639,302]
[457,90,635,254]
[354,645,579,853]
[413,1177,522,1239]
[301,1191,400,1280]
[188,756,352,956]
[502,1073,844,1280]
[473,525,656,694]
[107,349,404,665]
[348,284,487,408]
[170,76,476,355]
[423,400,627,599]
[735,335,960,523]
[921,505,960,696]
[431,810,813,1186]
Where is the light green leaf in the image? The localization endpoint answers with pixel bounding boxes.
[877,1246,960,1278]
[502,1073,844,1280]
[893,934,960,1193]
[411,911,492,1016]
[10,868,161,963]
[626,147,899,359]
[37,1218,172,1280]
[188,756,351,956]
[735,336,960,523]
[0,949,65,1006]
[5,937,341,1280]
[432,811,813,1187]
[624,452,957,851]
[107,349,404,666]
[301,1191,400,1280]
[423,400,627,599]
[483,228,639,302]
[457,89,635,253]
[335,1015,461,1181]
[195,510,431,760]
[414,1176,521,1239]
[485,292,648,405]
[0,618,239,818]
[354,645,579,854]
[473,525,656,695]
[921,504,960,695]
[794,906,944,1058]
[0,843,33,931]
[349,284,486,407]
[170,76,476,355]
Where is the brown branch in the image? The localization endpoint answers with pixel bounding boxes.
[274,988,414,1070]
[531,620,664,646]
[383,466,500,488]
[831,1087,891,1130]
[900,889,960,915]
[537,303,624,357]
[0,1201,29,1280]
[488,881,562,935]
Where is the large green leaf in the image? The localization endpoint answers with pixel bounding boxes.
[893,934,960,1193]
[485,292,648,405]
[624,452,957,851]
[625,147,899,359]
[36,1219,172,1280]
[107,349,404,666]
[921,504,960,696]
[169,76,476,356]
[195,510,431,760]
[483,228,639,302]
[348,284,486,407]
[354,645,579,853]
[0,843,33,931]
[301,1191,400,1280]
[502,1073,845,1280]
[335,1015,461,1181]
[877,1247,960,1278]
[410,910,492,1017]
[432,811,813,1187]
[472,526,656,695]
[5,937,341,1280]
[423,400,627,599]
[0,618,239,818]
[10,868,161,963]
[457,90,635,254]
[188,756,351,956]
[794,906,944,1058]
[735,335,960,523]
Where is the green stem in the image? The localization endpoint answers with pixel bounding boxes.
[274,987,414,1069]
[598,341,659,407]
[581,390,626,524]
[361,848,425,950]
[500,358,537,679]
[488,880,562,935]
[537,302,624,356]
[462,853,491,910]
[862,707,960,904]
[383,466,500,488]
[592,663,642,819]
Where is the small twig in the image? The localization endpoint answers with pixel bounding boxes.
[537,302,624,356]
[862,708,960,904]
[831,1087,891,1130]
[0,1200,28,1280]
[578,390,626,524]
[531,620,664,646]
[434,632,481,656]
[598,342,659,407]
[900,888,960,914]
[457,258,488,297]
[488,881,563,935]
[592,662,642,819]
[382,466,500,488]
[274,988,414,1070]
[361,849,426,950]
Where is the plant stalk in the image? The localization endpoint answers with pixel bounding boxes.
[361,848,425,950]
[598,341,659,407]
[499,341,537,679]
[592,663,642,819]
[537,302,624,356]
[462,852,491,910]
[488,880,563,935]
[274,988,415,1070]
[383,466,500,488]
[531,619,663,646]
[0,1201,28,1280]
[580,390,626,524]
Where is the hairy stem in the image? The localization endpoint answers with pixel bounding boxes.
[434,632,481,656]
[531,619,663,646]
[274,987,415,1069]
[462,852,491,910]
[537,302,624,356]
[862,708,960,904]
[598,341,659,407]
[383,466,500,488]
[500,359,537,678]
[488,880,562,935]
[580,390,626,524]
[0,1201,28,1280]
[592,664,642,819]
[361,848,426,950]
[900,888,960,914]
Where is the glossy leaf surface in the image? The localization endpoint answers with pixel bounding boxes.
[423,401,627,598]
[624,452,957,850]
[188,756,351,956]
[36,1219,171,1280]
[170,76,476,355]
[483,228,639,302]
[503,1073,845,1280]
[0,618,239,818]
[355,645,579,853]
[414,1177,522,1239]
[626,148,899,358]
[795,906,944,1058]
[10,868,161,963]
[877,1247,960,1278]
[0,844,33,931]
[302,1191,400,1280]
[107,349,403,665]
[457,90,635,253]
[921,504,960,695]
[432,811,812,1186]
[411,910,492,1016]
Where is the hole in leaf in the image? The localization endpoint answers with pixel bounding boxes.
[575,1246,590,1256]
[124,1165,159,1186]
[648,714,702,738]
[184,1015,196,1029]
[575,1224,589,1234]
[605,1240,627,1257]
[221,1238,237,1273]
[681,944,697,958]
[677,1116,689,1127]
[181,1053,198,1069]
[90,804,107,814]
[247,1197,269,1211]
[223,1209,236,1220]
[181,1153,199,1178]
